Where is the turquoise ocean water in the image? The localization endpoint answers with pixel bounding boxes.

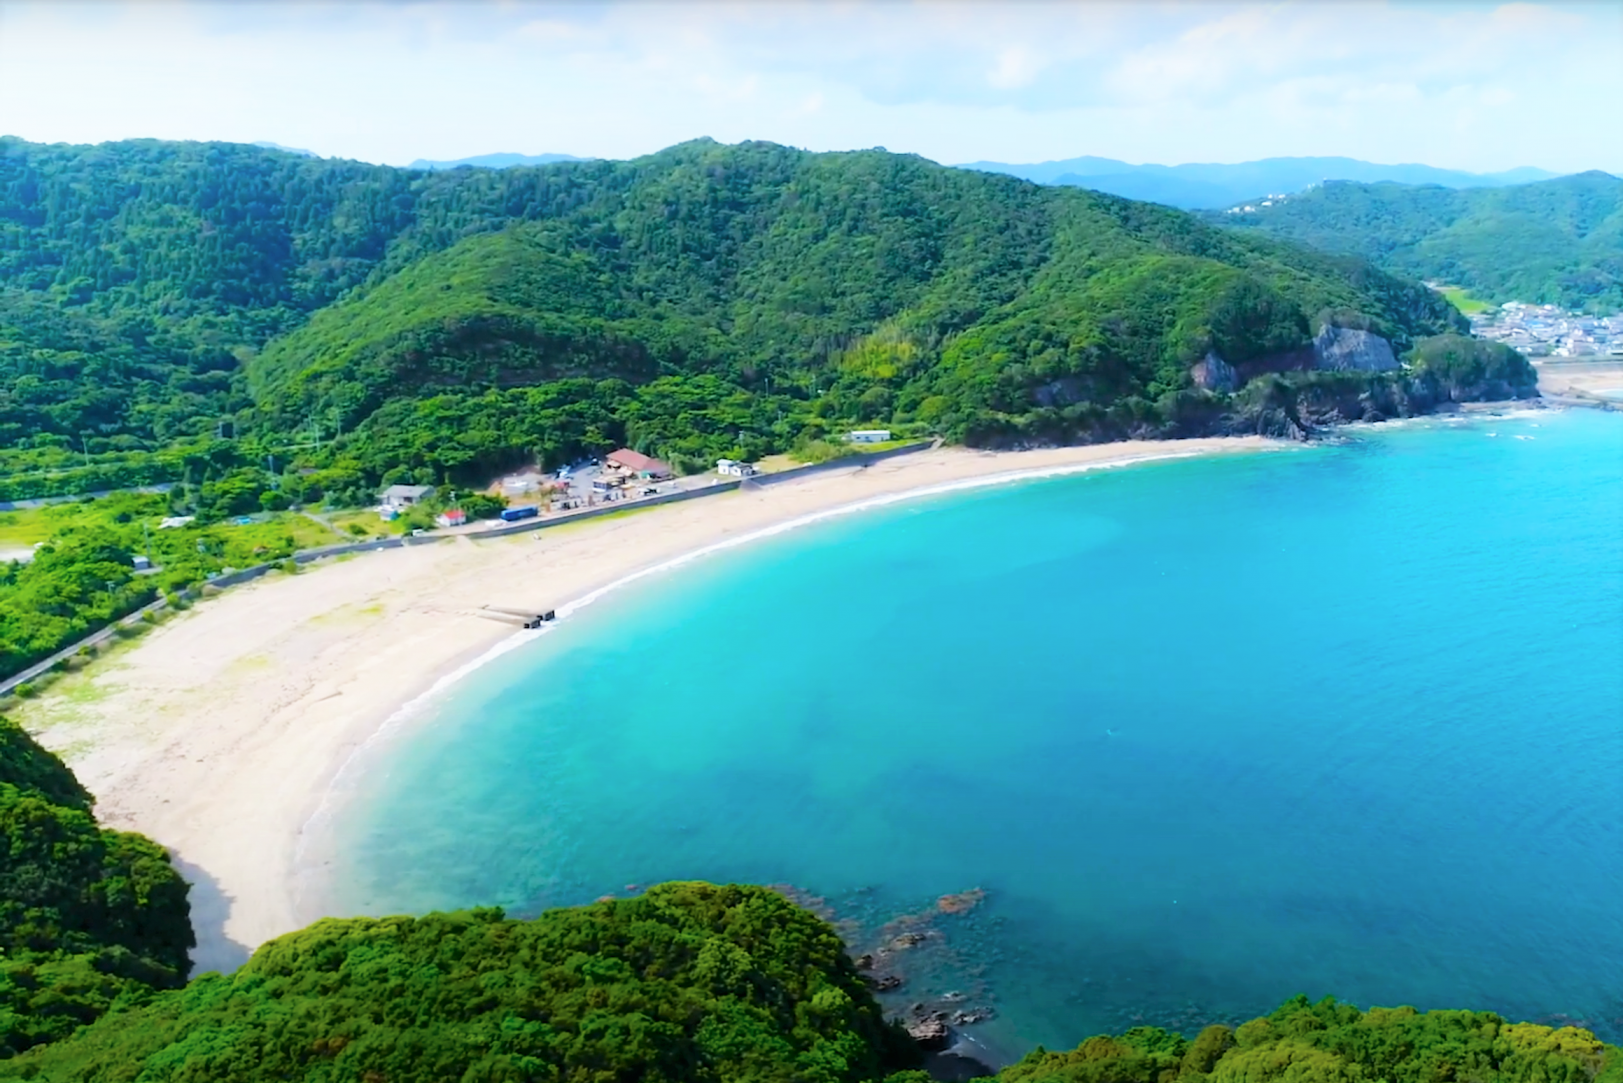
[315,408,1623,1059]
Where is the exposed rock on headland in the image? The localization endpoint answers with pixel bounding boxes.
[1191,350,1239,393]
[1312,325,1399,371]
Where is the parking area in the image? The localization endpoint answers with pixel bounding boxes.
[488,459,727,523]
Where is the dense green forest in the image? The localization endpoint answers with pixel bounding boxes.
[1,725,1616,1080]
[1209,172,1623,311]
[2,135,1468,499]
[0,716,193,1057]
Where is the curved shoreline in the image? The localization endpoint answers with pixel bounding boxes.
[292,438,1302,919]
[10,437,1284,972]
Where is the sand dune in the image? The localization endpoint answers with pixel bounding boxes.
[13,438,1279,972]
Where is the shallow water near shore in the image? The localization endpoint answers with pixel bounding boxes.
[320,408,1623,1057]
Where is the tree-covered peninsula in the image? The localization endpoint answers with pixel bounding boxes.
[2,135,1484,505]
[0,718,1617,1081]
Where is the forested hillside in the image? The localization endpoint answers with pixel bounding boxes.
[1210,172,1623,311]
[2,135,1466,497]
[0,716,193,1057]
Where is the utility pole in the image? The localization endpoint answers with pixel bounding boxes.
[80,434,91,469]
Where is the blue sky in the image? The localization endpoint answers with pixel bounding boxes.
[2,0,1618,173]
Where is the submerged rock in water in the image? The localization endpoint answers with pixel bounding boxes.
[937,888,986,916]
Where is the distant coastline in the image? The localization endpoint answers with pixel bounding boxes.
[10,437,1280,972]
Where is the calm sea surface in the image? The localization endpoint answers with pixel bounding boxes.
[316,408,1623,1058]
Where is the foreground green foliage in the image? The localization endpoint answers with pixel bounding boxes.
[4,883,917,1083]
[1000,996,1622,1083]
[1211,172,1623,311]
[0,717,192,1056]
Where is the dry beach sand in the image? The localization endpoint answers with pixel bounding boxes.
[12,437,1279,972]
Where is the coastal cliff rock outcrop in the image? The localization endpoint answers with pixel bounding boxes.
[1312,325,1400,372]
[1190,350,1239,393]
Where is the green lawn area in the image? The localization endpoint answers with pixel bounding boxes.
[323,509,392,539]
[1437,285,1491,315]
[0,507,54,548]
[255,513,346,550]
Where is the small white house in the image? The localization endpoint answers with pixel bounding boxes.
[716,458,758,477]
[845,429,892,445]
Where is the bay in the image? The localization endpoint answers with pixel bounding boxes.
[319,407,1623,1058]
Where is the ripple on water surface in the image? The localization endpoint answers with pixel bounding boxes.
[318,409,1623,1056]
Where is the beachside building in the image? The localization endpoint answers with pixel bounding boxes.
[716,458,758,477]
[845,429,892,444]
[380,483,435,510]
[435,508,468,528]
[606,448,673,479]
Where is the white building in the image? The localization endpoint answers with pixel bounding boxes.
[716,459,758,477]
[845,429,892,444]
[379,484,435,510]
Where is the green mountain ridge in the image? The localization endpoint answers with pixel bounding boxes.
[3,135,1469,469]
[1207,172,1623,311]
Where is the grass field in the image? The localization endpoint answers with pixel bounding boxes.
[1437,285,1492,315]
[323,509,393,539]
[0,507,53,548]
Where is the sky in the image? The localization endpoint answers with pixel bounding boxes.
[1,0,1619,174]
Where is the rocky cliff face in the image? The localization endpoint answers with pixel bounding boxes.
[1312,326,1399,372]
[1190,350,1238,393]
[981,334,1535,450]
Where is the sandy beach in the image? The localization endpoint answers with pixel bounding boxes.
[10,437,1279,972]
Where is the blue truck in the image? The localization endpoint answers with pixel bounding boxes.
[499,505,539,522]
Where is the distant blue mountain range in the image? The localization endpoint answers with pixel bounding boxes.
[955,155,1562,210]
[407,153,589,171]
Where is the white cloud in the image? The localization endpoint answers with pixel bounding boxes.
[0,0,1616,173]
[987,46,1045,91]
